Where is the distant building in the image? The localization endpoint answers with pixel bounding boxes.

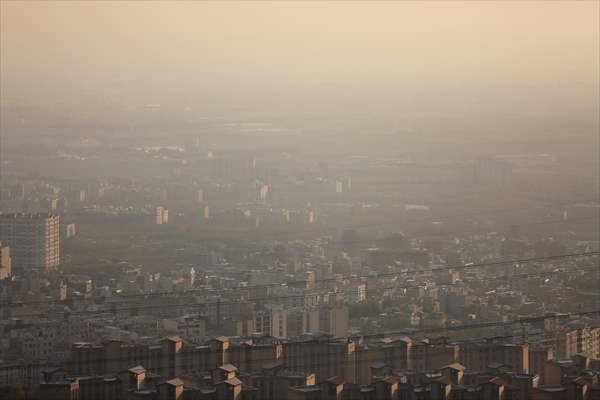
[156,206,169,225]
[58,281,68,301]
[161,315,206,344]
[50,198,59,213]
[319,306,349,338]
[255,306,288,339]
[0,213,60,273]
[335,180,343,193]
[557,329,579,359]
[0,242,11,279]
[349,282,367,303]
[282,209,291,223]
[65,224,76,239]
[258,183,269,201]
[432,267,460,286]
[307,209,316,224]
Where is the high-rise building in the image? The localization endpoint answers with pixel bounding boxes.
[65,223,77,239]
[0,213,60,273]
[258,183,269,201]
[254,306,288,339]
[156,207,169,225]
[319,306,349,338]
[307,209,316,224]
[0,242,11,279]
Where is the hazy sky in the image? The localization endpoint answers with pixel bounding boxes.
[1,1,598,121]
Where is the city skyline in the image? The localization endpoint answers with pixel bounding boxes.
[0,1,598,400]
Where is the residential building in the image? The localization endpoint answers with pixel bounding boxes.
[0,242,11,279]
[0,213,60,273]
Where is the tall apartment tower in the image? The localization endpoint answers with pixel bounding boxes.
[0,213,60,273]
[0,242,11,279]
[156,207,169,225]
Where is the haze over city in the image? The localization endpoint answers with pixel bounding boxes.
[0,2,598,400]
